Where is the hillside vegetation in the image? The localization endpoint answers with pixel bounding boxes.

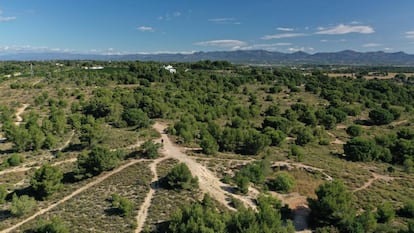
[0,60,413,233]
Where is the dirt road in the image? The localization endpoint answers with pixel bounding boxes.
[153,122,257,210]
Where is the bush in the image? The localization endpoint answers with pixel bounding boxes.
[140,140,161,159]
[31,164,63,199]
[0,185,7,204]
[400,200,414,218]
[200,133,219,155]
[263,127,286,146]
[10,194,36,217]
[7,153,23,166]
[33,217,69,233]
[369,108,394,125]
[408,219,414,233]
[289,145,304,162]
[235,175,250,194]
[268,172,295,193]
[122,108,150,128]
[77,146,119,177]
[111,193,133,217]
[346,125,362,137]
[343,137,376,162]
[295,127,314,146]
[165,163,198,190]
[376,202,395,223]
[309,181,355,229]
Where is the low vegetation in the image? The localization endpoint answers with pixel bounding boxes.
[0,61,413,232]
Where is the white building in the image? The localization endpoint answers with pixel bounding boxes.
[163,65,176,74]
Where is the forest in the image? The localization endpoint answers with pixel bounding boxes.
[0,60,413,233]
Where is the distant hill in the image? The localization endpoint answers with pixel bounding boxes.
[1,50,414,65]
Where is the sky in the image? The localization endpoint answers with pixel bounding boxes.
[1,0,414,54]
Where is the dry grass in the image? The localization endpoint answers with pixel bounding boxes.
[16,161,152,233]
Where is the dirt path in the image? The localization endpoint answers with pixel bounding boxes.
[272,161,333,181]
[57,130,75,151]
[153,122,257,210]
[135,154,168,233]
[326,131,345,145]
[0,159,145,233]
[31,79,42,86]
[353,172,395,192]
[391,120,408,127]
[0,158,77,176]
[15,104,29,126]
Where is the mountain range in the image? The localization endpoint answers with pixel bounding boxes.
[1,50,414,65]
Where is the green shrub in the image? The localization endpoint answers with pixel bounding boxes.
[140,140,161,159]
[401,200,414,218]
[268,172,296,193]
[31,164,63,199]
[10,194,36,217]
[33,217,69,233]
[165,163,198,190]
[111,193,134,217]
[0,185,7,204]
[376,202,395,223]
[346,125,362,137]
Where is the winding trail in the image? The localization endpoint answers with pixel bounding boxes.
[0,159,145,233]
[353,172,395,192]
[15,104,29,126]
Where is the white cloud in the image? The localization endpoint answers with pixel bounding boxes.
[384,47,394,51]
[208,18,240,25]
[350,21,361,25]
[0,16,16,22]
[316,24,374,35]
[287,47,314,52]
[362,43,382,47]
[406,31,414,39]
[137,26,154,32]
[277,27,294,32]
[0,9,16,22]
[208,18,234,22]
[261,33,305,40]
[158,11,182,21]
[194,39,247,49]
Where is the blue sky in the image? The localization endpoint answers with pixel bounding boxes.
[1,0,414,54]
